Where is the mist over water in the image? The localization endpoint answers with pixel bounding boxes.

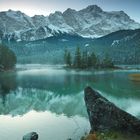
[98,90,140,118]
[0,65,140,140]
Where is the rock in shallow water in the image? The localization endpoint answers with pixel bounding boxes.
[84,86,140,135]
[23,132,38,140]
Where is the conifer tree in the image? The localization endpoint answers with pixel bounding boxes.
[64,48,68,64]
[102,54,114,68]
[66,51,72,67]
[90,52,97,67]
[74,47,81,68]
[81,51,88,68]
[0,44,17,70]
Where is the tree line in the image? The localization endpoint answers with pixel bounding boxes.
[64,47,114,69]
[0,44,17,70]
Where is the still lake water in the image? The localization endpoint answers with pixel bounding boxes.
[0,64,140,140]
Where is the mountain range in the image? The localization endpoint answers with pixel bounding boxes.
[0,5,140,64]
[0,5,140,42]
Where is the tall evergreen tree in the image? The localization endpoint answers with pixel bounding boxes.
[74,47,81,68]
[90,52,97,67]
[66,51,72,67]
[64,48,68,64]
[81,51,88,68]
[102,54,114,68]
[0,44,17,70]
[85,52,97,68]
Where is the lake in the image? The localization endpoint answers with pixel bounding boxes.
[0,64,140,140]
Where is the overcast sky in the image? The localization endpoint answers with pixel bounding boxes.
[0,0,139,22]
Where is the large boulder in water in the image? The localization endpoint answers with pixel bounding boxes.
[23,132,38,140]
[84,86,140,135]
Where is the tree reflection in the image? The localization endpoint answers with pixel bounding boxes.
[0,72,17,105]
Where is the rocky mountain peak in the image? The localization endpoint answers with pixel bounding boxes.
[63,8,77,15]
[6,9,26,17]
[53,11,63,16]
[80,5,103,13]
[49,11,63,21]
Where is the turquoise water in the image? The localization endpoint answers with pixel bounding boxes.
[0,65,140,140]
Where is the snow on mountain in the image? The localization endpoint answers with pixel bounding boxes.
[32,15,49,27]
[48,11,74,33]
[0,9,34,32]
[0,5,140,41]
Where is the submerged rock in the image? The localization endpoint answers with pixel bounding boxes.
[84,86,140,135]
[23,132,38,140]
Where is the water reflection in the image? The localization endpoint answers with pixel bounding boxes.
[0,67,140,118]
[0,66,140,140]
[0,88,88,117]
[0,73,17,105]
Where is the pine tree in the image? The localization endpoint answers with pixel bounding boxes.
[85,52,97,68]
[64,48,68,64]
[0,44,17,70]
[102,54,114,68]
[95,56,101,68]
[66,51,72,67]
[74,47,81,68]
[81,50,88,68]
[90,52,97,67]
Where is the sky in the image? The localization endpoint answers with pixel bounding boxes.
[0,0,139,22]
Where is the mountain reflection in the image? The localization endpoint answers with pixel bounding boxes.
[0,67,140,118]
[0,88,88,117]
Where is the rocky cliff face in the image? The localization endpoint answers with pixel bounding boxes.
[0,5,140,41]
[84,87,140,135]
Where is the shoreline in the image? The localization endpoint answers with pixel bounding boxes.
[1,64,140,72]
